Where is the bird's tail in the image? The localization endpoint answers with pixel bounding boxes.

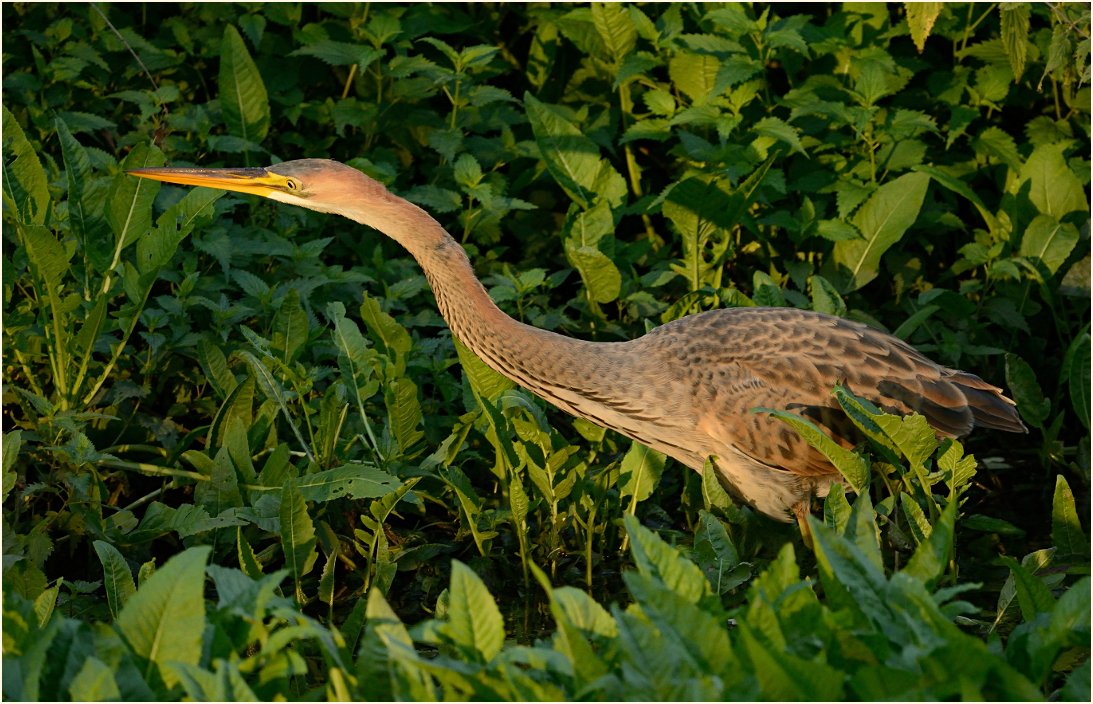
[950,372,1028,434]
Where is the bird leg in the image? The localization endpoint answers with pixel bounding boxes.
[793,501,814,552]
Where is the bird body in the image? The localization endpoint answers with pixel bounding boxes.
[128,159,1026,529]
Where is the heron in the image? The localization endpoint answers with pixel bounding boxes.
[127,159,1026,546]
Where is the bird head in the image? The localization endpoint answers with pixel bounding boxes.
[126,158,388,221]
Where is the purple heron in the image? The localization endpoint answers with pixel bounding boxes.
[128,159,1025,544]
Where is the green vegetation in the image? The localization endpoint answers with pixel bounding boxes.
[2,2,1090,700]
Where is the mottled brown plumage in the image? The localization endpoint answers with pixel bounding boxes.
[127,159,1026,531]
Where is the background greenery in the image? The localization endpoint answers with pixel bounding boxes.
[2,1,1090,701]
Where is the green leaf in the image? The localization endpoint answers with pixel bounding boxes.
[826,171,929,292]
[1005,353,1050,428]
[67,657,121,702]
[565,240,622,303]
[974,126,1023,173]
[137,186,224,275]
[385,377,424,454]
[257,464,400,503]
[3,429,21,502]
[237,528,264,579]
[751,407,870,494]
[93,540,136,620]
[447,560,505,662]
[359,292,412,375]
[106,142,164,277]
[624,514,713,606]
[754,116,805,155]
[899,493,932,545]
[552,586,618,636]
[912,164,995,229]
[739,621,845,701]
[694,510,749,594]
[823,482,851,535]
[56,116,109,257]
[198,340,237,400]
[1019,142,1089,219]
[873,412,937,474]
[809,274,847,316]
[618,440,667,505]
[453,335,513,404]
[271,288,309,365]
[1,104,49,224]
[116,546,210,688]
[524,93,627,209]
[208,374,254,447]
[280,478,318,604]
[891,304,940,341]
[591,1,636,63]
[844,490,883,570]
[669,51,720,102]
[999,2,1031,80]
[219,24,270,143]
[999,555,1056,621]
[1052,475,1089,559]
[903,498,956,589]
[1019,214,1080,275]
[906,2,944,52]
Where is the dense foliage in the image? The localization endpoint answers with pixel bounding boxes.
[2,2,1091,701]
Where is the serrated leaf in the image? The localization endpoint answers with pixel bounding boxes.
[903,498,956,588]
[564,240,621,303]
[624,514,713,606]
[2,104,49,224]
[591,1,636,63]
[754,116,805,155]
[453,336,514,404]
[385,377,424,455]
[669,51,720,102]
[208,374,254,447]
[271,288,308,365]
[1000,2,1031,80]
[823,482,851,535]
[198,340,236,400]
[116,546,210,688]
[906,2,944,52]
[220,24,270,143]
[809,274,846,316]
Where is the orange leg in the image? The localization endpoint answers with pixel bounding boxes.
[793,501,814,552]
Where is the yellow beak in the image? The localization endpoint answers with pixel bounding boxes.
[125,166,290,198]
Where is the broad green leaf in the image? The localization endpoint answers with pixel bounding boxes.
[754,116,805,155]
[524,93,627,209]
[873,411,937,473]
[56,116,109,257]
[1019,142,1089,219]
[999,556,1055,621]
[618,440,667,505]
[809,274,847,316]
[906,2,943,52]
[1019,214,1079,275]
[552,586,618,636]
[1,104,49,224]
[271,288,308,365]
[259,464,401,502]
[739,621,845,701]
[1005,353,1050,428]
[116,546,210,688]
[359,293,411,375]
[701,456,747,524]
[526,22,559,90]
[624,514,713,606]
[93,540,136,620]
[663,177,735,292]
[808,515,890,624]
[903,498,956,589]
[831,384,902,463]
[591,1,636,63]
[208,374,254,447]
[448,560,505,662]
[67,657,121,702]
[565,239,622,303]
[280,478,318,604]
[752,407,869,494]
[823,482,851,535]
[669,51,720,102]
[385,377,425,454]
[694,510,749,594]
[106,142,164,276]
[1052,475,1089,558]
[370,478,421,525]
[3,429,21,502]
[753,271,786,307]
[453,336,513,403]
[195,446,243,519]
[237,528,264,579]
[891,304,940,341]
[219,24,270,143]
[136,186,224,274]
[899,493,932,545]
[198,340,237,400]
[529,563,610,685]
[938,439,977,496]
[974,126,1023,172]
[844,490,883,570]
[827,171,929,292]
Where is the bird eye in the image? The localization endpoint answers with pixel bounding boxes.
[286,179,299,191]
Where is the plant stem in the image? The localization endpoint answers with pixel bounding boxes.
[341,63,357,100]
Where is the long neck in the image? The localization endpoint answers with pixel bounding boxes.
[351,191,613,408]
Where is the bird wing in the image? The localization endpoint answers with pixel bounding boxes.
[645,307,1023,478]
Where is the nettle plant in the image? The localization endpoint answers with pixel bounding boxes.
[1,2,1090,702]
